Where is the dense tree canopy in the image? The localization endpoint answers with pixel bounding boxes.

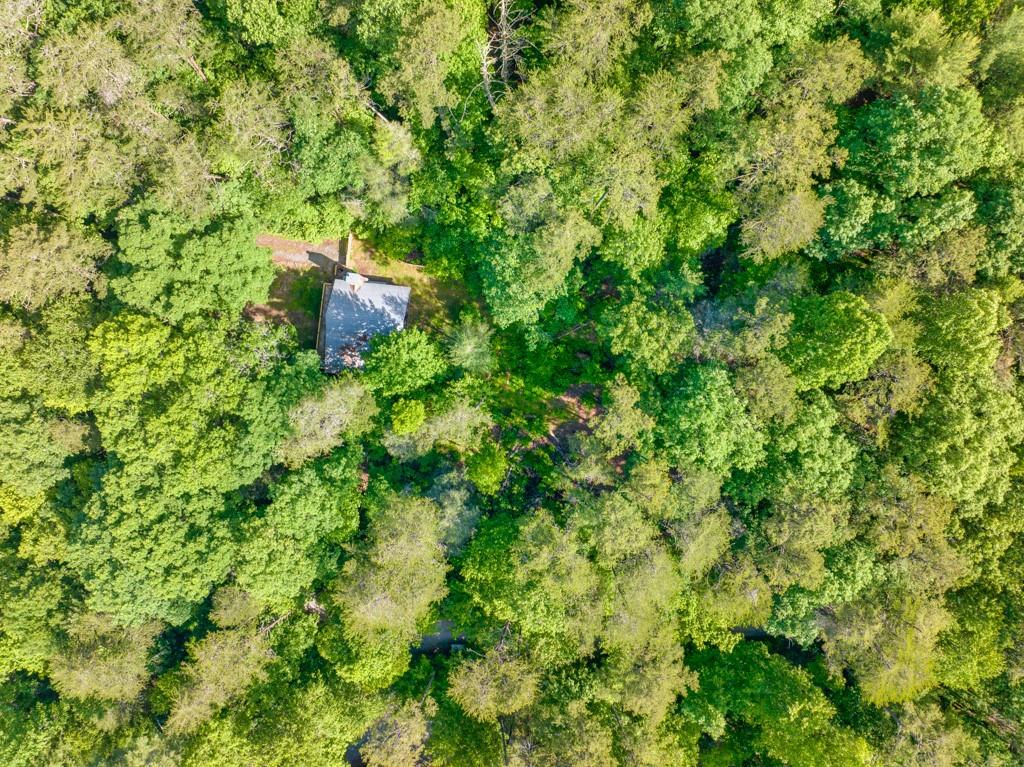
[3,1,1024,766]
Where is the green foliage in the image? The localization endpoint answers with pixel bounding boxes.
[12,298,99,415]
[0,675,120,767]
[5,2,1024,764]
[70,471,238,625]
[0,396,86,498]
[843,87,992,199]
[936,587,1010,690]
[876,702,982,767]
[377,0,483,127]
[165,623,273,733]
[359,698,434,767]
[426,680,504,766]
[782,291,893,390]
[48,613,160,702]
[0,216,109,310]
[915,287,1004,371]
[211,0,317,46]
[182,674,383,767]
[896,370,1024,509]
[684,642,872,767]
[390,398,427,435]
[736,37,870,260]
[658,364,766,476]
[88,314,293,494]
[874,8,979,91]
[447,316,495,374]
[276,375,377,468]
[331,493,447,688]
[591,375,655,458]
[464,439,507,495]
[977,7,1024,110]
[427,469,480,556]
[730,391,857,506]
[112,206,273,322]
[364,329,448,397]
[600,285,696,374]
[460,512,602,665]
[821,590,951,705]
[0,556,67,676]
[70,316,301,624]
[481,212,601,327]
[235,448,362,606]
[383,395,492,461]
[448,646,539,721]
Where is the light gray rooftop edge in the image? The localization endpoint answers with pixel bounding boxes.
[321,279,411,372]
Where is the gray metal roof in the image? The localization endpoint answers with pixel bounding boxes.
[321,278,411,372]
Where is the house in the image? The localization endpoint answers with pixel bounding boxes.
[317,270,411,373]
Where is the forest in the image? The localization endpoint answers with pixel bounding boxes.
[2,0,1024,765]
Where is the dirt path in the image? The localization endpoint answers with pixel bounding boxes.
[523,383,600,455]
[256,233,340,272]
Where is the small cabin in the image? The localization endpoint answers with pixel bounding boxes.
[317,270,411,373]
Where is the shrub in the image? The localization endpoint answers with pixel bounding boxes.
[466,440,508,495]
[390,399,426,435]
[364,329,447,397]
